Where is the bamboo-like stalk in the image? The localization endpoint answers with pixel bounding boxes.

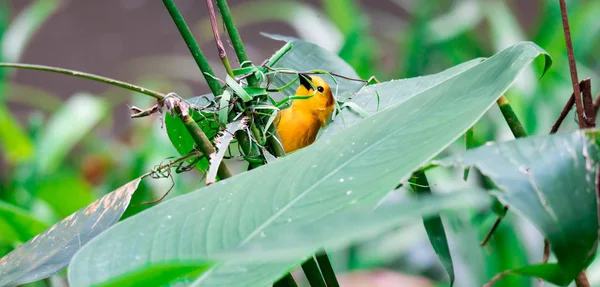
[272,274,298,287]
[463,126,475,180]
[315,251,340,287]
[162,0,223,96]
[215,0,260,87]
[215,0,249,64]
[496,95,527,138]
[481,95,528,246]
[0,63,165,100]
[301,256,327,287]
[181,114,232,179]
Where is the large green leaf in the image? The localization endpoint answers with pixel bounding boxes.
[0,178,141,287]
[321,57,485,138]
[435,130,600,285]
[213,189,490,262]
[68,42,548,287]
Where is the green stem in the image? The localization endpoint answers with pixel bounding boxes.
[463,126,474,180]
[301,257,326,287]
[0,63,165,100]
[163,0,223,96]
[481,96,529,246]
[315,251,340,287]
[264,41,293,68]
[496,95,526,138]
[215,0,259,86]
[410,170,455,284]
[181,114,232,179]
[273,274,298,287]
[215,0,248,64]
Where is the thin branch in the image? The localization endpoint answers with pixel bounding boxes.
[215,0,260,86]
[205,0,235,78]
[163,0,223,96]
[480,206,508,246]
[0,63,165,100]
[263,65,368,83]
[576,271,590,287]
[559,0,586,127]
[550,92,576,134]
[581,78,595,128]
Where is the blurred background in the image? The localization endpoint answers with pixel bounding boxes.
[1,0,600,286]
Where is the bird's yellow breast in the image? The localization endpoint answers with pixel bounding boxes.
[275,75,335,153]
[276,108,323,153]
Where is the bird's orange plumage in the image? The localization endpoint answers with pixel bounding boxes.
[276,75,335,153]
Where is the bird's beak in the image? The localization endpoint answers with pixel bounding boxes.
[298,73,313,91]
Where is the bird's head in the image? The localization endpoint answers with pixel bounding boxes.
[292,74,335,127]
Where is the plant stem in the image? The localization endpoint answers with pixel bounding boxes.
[315,251,340,287]
[301,257,326,287]
[463,126,474,180]
[0,63,165,100]
[162,0,223,96]
[215,0,248,64]
[205,0,235,78]
[273,274,298,287]
[215,0,259,87]
[559,0,587,127]
[496,95,526,138]
[181,114,232,179]
[576,271,590,287]
[481,95,528,246]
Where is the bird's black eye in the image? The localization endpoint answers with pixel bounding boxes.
[317,86,324,93]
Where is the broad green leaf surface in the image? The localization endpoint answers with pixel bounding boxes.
[36,93,108,173]
[0,178,141,287]
[68,42,548,287]
[266,35,365,101]
[0,201,49,245]
[321,58,485,138]
[215,189,489,262]
[435,130,600,285]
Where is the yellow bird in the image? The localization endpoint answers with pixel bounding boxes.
[276,74,335,153]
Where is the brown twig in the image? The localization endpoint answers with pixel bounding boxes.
[559,0,587,128]
[539,239,551,286]
[549,80,593,133]
[593,93,600,115]
[581,78,595,128]
[205,0,235,78]
[483,270,512,287]
[550,91,576,134]
[480,206,508,246]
